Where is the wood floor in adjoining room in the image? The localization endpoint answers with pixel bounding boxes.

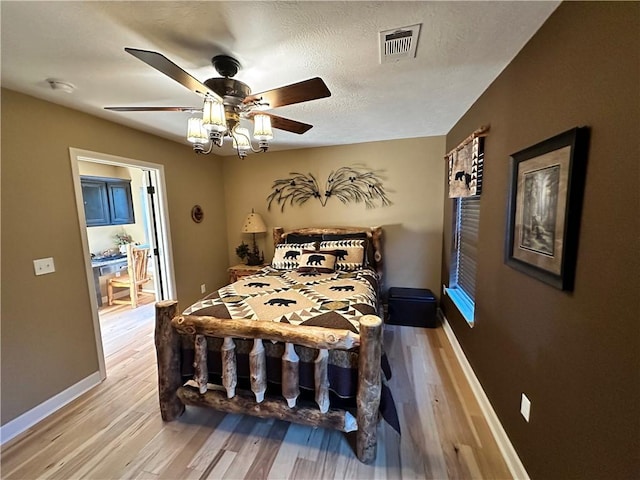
[1,298,512,479]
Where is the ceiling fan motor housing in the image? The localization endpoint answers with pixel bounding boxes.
[204,77,251,101]
[211,55,240,77]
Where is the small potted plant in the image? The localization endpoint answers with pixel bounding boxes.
[235,242,250,264]
[115,232,134,254]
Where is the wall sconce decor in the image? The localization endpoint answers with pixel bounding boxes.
[191,205,204,223]
[267,166,391,212]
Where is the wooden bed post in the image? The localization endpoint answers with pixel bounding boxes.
[356,314,383,464]
[273,227,284,246]
[155,300,185,421]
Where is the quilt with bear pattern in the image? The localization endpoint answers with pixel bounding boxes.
[179,266,400,433]
[184,266,378,332]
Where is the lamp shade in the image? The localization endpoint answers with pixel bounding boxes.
[232,127,251,152]
[241,211,267,234]
[253,114,273,140]
[187,117,208,144]
[202,98,226,133]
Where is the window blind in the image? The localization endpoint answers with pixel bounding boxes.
[453,195,481,300]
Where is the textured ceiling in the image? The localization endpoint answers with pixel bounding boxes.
[1,1,559,156]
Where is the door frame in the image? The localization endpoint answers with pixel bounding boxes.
[69,147,177,379]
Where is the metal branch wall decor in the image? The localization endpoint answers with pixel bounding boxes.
[267,166,391,212]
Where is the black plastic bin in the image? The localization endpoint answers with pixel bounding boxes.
[387,287,437,328]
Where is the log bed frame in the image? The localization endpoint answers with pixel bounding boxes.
[154,226,384,463]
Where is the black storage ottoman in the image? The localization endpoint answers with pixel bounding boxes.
[387,287,437,328]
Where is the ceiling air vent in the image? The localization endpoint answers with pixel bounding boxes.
[379,24,421,64]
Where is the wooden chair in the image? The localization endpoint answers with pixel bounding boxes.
[107,244,152,308]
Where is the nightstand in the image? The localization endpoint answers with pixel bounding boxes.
[228,264,265,283]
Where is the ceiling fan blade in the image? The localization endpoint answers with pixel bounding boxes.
[105,106,202,112]
[244,77,330,109]
[249,112,312,134]
[124,47,222,101]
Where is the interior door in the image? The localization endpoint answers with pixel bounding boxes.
[144,169,166,301]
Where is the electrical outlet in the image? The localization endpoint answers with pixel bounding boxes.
[520,393,531,422]
[33,257,55,276]
[201,284,206,294]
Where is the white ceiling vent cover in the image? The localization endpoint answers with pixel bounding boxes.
[379,24,421,64]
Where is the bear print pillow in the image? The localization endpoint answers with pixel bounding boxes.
[318,239,365,271]
[297,250,338,274]
[271,242,316,270]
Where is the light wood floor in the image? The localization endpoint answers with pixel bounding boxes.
[1,297,512,479]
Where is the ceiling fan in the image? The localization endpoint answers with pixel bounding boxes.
[105,48,331,157]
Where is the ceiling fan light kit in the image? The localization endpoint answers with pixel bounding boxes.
[105,48,331,159]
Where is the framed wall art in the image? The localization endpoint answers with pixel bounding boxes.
[505,127,590,290]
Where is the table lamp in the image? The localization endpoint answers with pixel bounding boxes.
[241,209,267,265]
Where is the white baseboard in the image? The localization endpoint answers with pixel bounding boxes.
[440,313,529,480]
[0,371,102,445]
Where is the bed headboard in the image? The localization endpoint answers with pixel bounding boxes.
[272,226,384,280]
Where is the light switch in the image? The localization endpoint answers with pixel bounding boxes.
[34,257,55,276]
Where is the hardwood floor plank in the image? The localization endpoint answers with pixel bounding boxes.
[203,450,236,480]
[155,412,228,480]
[266,423,309,479]
[0,301,512,480]
[296,425,326,462]
[69,412,160,480]
[243,419,290,480]
[220,419,274,479]
[438,344,482,447]
[187,413,244,474]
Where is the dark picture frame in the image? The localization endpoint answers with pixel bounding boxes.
[505,127,590,290]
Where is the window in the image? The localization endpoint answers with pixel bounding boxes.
[445,135,484,326]
[448,195,481,326]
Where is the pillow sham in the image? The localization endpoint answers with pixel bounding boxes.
[319,239,365,271]
[297,249,337,274]
[271,242,316,270]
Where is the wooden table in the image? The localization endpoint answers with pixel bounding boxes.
[91,254,128,306]
[228,264,265,283]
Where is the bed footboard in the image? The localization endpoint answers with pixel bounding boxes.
[154,300,382,463]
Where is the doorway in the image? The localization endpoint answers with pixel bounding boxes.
[69,148,176,379]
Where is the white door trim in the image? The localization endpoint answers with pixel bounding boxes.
[68,147,177,380]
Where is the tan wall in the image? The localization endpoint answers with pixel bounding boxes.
[0,89,229,425]
[222,137,446,295]
[441,3,639,478]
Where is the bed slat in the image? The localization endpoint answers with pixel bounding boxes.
[282,342,300,408]
[250,338,267,403]
[221,337,237,399]
[314,349,330,413]
[193,334,208,394]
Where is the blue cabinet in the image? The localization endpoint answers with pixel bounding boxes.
[81,176,135,226]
